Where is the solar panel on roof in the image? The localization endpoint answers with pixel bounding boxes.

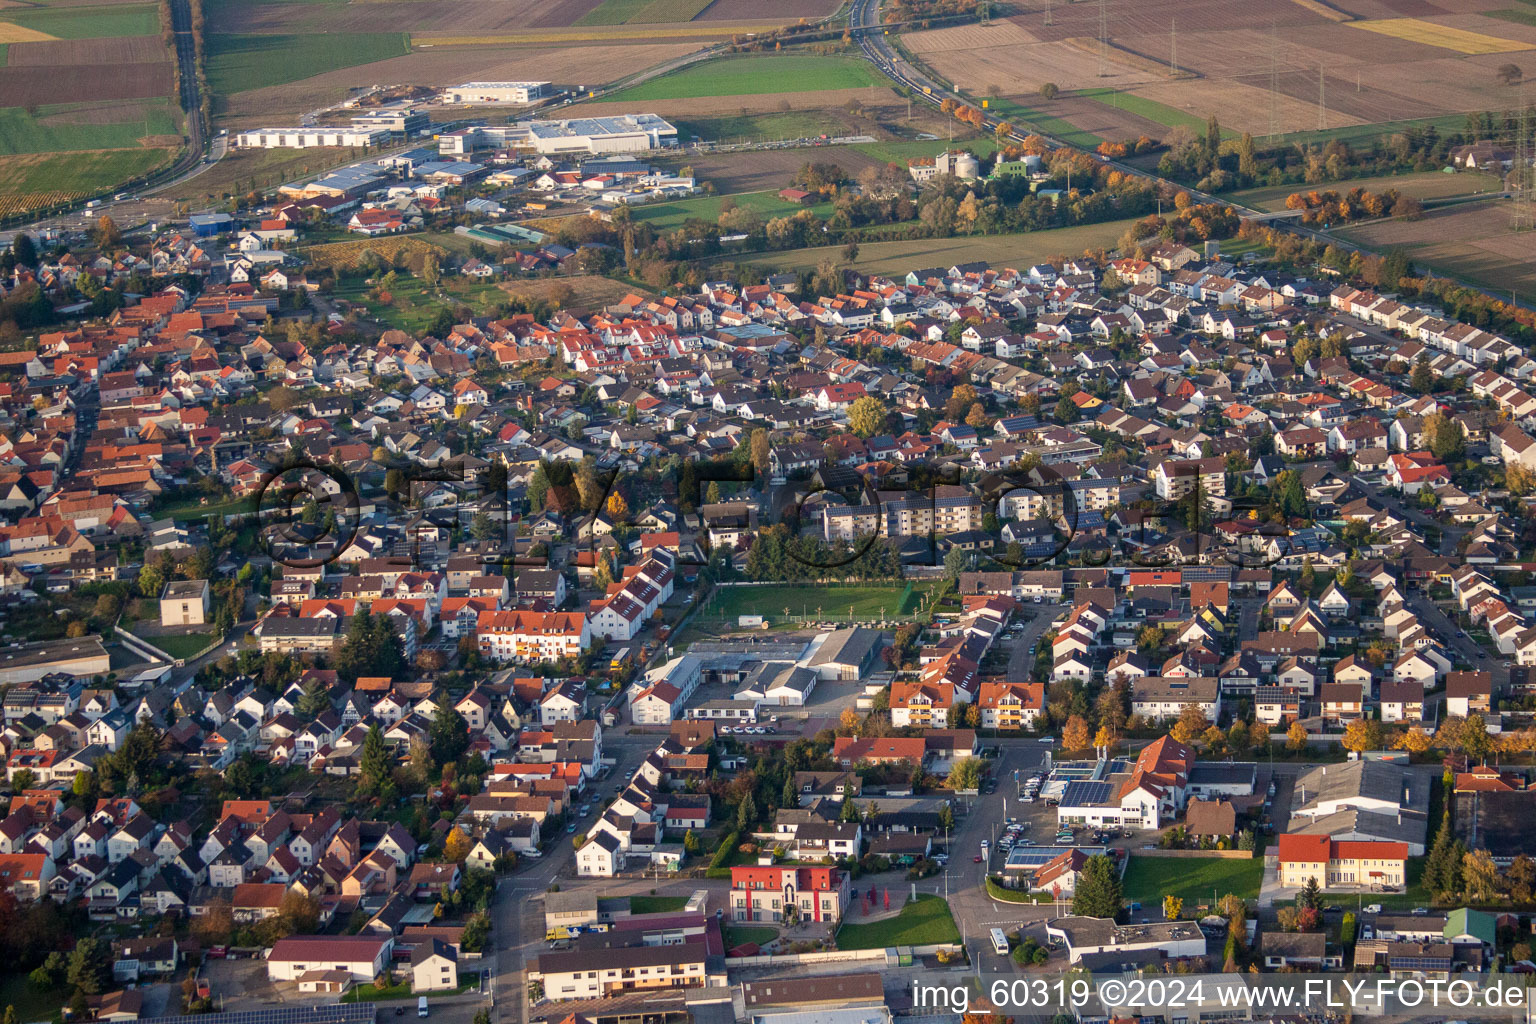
[1060,780,1114,807]
[134,1004,375,1024]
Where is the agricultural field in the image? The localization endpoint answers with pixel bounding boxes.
[1338,198,1536,297]
[0,0,180,213]
[164,145,356,207]
[1231,169,1504,212]
[302,235,449,272]
[634,189,836,229]
[604,54,884,101]
[0,148,175,217]
[205,31,410,96]
[499,274,642,310]
[576,0,712,25]
[730,216,1145,276]
[900,0,1536,146]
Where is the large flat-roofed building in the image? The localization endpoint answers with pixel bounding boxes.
[525,114,677,154]
[532,939,714,1001]
[443,81,550,104]
[0,637,111,684]
[351,108,430,134]
[1046,916,1207,965]
[235,127,389,150]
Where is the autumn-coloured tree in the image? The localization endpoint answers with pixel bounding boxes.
[1286,719,1308,752]
[1394,725,1433,754]
[1092,725,1114,752]
[606,491,628,518]
[444,827,473,862]
[1062,714,1090,752]
[1170,702,1209,746]
[1341,718,1382,754]
[839,706,861,735]
[1164,895,1183,920]
[848,395,886,438]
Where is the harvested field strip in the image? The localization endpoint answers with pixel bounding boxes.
[0,61,173,106]
[604,54,882,100]
[205,32,410,94]
[1289,0,1352,22]
[1076,88,1230,136]
[1348,17,1530,53]
[1060,35,1188,78]
[0,103,175,153]
[416,23,778,43]
[302,235,447,270]
[8,34,169,62]
[0,22,52,40]
[1,3,157,37]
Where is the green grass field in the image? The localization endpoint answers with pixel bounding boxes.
[0,147,174,198]
[700,583,923,626]
[836,894,961,949]
[985,97,1103,149]
[329,274,512,334]
[1,3,159,38]
[630,895,689,914]
[1075,87,1234,138]
[731,216,1145,275]
[605,55,883,101]
[0,103,178,155]
[147,631,219,660]
[634,189,834,230]
[1230,170,1503,212]
[673,110,852,144]
[1486,8,1536,26]
[1270,113,1467,152]
[0,44,8,67]
[206,32,410,94]
[577,0,710,22]
[1121,855,1264,908]
[850,137,998,165]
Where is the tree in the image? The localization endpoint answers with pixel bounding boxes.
[1394,725,1433,754]
[359,724,391,789]
[965,403,990,430]
[1411,354,1435,395]
[1171,703,1209,746]
[1507,854,1536,903]
[849,395,887,438]
[1498,62,1524,85]
[1237,132,1257,177]
[1341,718,1382,754]
[944,383,978,423]
[11,233,36,268]
[1463,848,1502,902]
[1071,854,1123,918]
[94,214,122,249]
[333,608,405,683]
[1163,895,1183,921]
[469,509,498,541]
[1286,720,1308,752]
[737,791,757,830]
[947,757,984,791]
[706,481,722,505]
[1300,876,1322,911]
[66,936,112,995]
[429,693,469,766]
[683,829,702,855]
[444,828,473,862]
[1136,624,1165,653]
[1062,714,1090,752]
[606,491,628,518]
[1423,411,1465,463]
[422,253,442,287]
[839,706,861,734]
[1092,725,1114,752]
[943,544,970,582]
[750,428,771,478]
[840,797,862,823]
[1039,82,1059,99]
[137,560,165,599]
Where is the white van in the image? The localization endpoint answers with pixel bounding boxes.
[417,998,429,1018]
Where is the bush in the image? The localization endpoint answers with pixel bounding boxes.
[709,831,740,871]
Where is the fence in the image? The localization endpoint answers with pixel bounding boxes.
[1132,849,1255,860]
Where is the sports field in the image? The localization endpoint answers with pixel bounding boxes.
[700,583,923,626]
[1347,17,1530,54]
[633,189,835,230]
[206,31,410,94]
[1121,854,1264,907]
[605,54,883,101]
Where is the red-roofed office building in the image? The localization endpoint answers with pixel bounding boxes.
[729,865,851,924]
[1276,834,1409,890]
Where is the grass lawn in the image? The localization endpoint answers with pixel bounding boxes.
[1230,170,1503,212]
[730,216,1145,275]
[984,97,1103,149]
[0,103,178,156]
[1,3,159,37]
[1121,855,1264,908]
[206,32,410,94]
[152,494,255,522]
[630,895,688,914]
[851,137,998,165]
[0,971,63,1023]
[329,274,512,333]
[606,55,883,101]
[724,924,778,948]
[700,582,924,626]
[147,631,219,660]
[837,894,960,949]
[634,189,834,230]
